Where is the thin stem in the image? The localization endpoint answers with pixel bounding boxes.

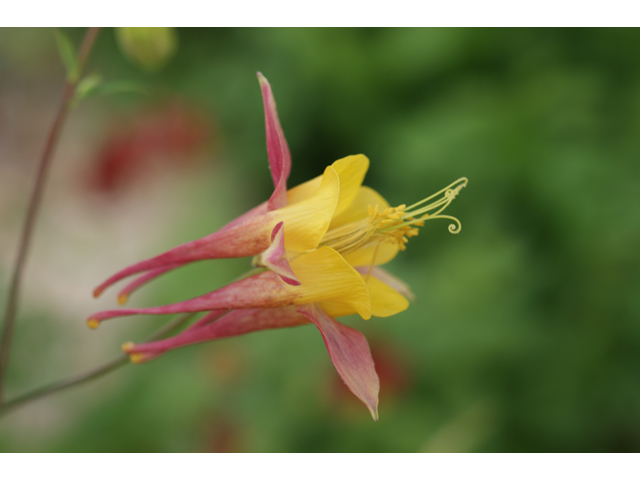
[0,28,100,404]
[0,313,194,418]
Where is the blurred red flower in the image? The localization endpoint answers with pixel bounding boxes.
[89,100,212,193]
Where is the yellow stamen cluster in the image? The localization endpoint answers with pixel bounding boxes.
[367,203,423,251]
[320,177,467,255]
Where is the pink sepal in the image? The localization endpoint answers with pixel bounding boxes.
[93,212,273,298]
[88,269,296,325]
[218,202,268,233]
[258,72,291,212]
[297,304,380,421]
[124,307,309,361]
[258,222,300,286]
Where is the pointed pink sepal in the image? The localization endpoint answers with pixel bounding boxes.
[258,72,291,212]
[123,307,309,362]
[93,210,273,299]
[256,222,300,286]
[87,269,298,327]
[297,304,380,421]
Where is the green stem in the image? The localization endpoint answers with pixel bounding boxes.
[0,28,100,405]
[0,313,194,418]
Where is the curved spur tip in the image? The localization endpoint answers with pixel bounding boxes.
[117,293,129,305]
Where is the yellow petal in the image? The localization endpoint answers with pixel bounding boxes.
[321,271,409,318]
[342,241,399,267]
[329,185,390,229]
[287,155,369,218]
[318,300,358,318]
[286,176,319,205]
[290,247,371,319]
[367,266,415,302]
[330,155,370,217]
[273,166,339,252]
[363,273,409,317]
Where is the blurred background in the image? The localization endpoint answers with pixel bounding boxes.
[1,28,639,452]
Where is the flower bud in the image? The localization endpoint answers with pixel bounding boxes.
[116,27,177,71]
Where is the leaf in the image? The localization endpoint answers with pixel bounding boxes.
[74,73,102,103]
[88,80,150,97]
[72,77,150,107]
[54,29,79,82]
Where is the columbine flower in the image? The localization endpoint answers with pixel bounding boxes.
[88,73,467,420]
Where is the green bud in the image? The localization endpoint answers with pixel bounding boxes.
[116,27,177,71]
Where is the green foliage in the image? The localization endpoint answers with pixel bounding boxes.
[54,28,79,82]
[73,75,149,106]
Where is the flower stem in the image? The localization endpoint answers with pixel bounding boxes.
[0,313,194,419]
[0,28,100,405]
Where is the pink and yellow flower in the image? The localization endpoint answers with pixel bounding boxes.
[88,73,467,420]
